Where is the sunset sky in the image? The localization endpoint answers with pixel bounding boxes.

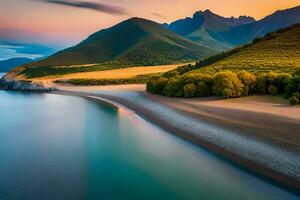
[0,0,299,60]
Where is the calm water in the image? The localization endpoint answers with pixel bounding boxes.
[0,74,299,200]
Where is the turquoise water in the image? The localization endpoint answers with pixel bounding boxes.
[0,74,299,199]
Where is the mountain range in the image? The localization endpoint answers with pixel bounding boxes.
[164,10,255,51]
[0,58,34,72]
[164,5,300,51]
[5,5,300,78]
[23,18,216,69]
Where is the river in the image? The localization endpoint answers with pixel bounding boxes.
[0,73,299,200]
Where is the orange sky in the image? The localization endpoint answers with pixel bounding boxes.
[0,0,299,46]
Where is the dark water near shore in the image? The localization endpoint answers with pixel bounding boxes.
[0,74,299,200]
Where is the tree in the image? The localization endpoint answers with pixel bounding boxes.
[276,73,292,93]
[285,76,300,97]
[265,71,278,85]
[268,85,278,96]
[198,81,211,97]
[183,73,213,85]
[146,77,168,94]
[238,70,256,96]
[293,92,300,99]
[289,91,300,106]
[163,70,180,78]
[256,75,267,94]
[290,96,299,105]
[212,71,244,98]
[163,77,185,97]
[183,83,197,98]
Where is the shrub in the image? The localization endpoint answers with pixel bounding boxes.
[147,76,158,93]
[285,76,300,97]
[265,71,278,85]
[176,64,195,74]
[183,83,197,98]
[290,96,299,105]
[276,73,292,93]
[163,70,180,78]
[212,71,244,98]
[252,37,263,44]
[290,92,300,105]
[293,68,300,77]
[256,75,267,94]
[293,92,300,100]
[268,85,278,96]
[183,73,213,85]
[163,78,185,97]
[197,81,211,97]
[146,76,168,94]
[238,70,256,96]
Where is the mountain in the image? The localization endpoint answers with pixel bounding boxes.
[220,5,300,45]
[165,5,300,51]
[182,23,300,74]
[164,10,255,51]
[23,18,217,69]
[0,58,34,72]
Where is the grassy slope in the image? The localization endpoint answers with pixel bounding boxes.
[40,64,181,80]
[185,24,300,75]
[23,64,185,86]
[57,73,157,86]
[14,18,216,79]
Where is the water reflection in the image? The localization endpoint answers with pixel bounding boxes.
[0,92,298,200]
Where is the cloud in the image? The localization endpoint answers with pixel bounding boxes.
[152,12,167,19]
[0,45,45,60]
[39,0,127,15]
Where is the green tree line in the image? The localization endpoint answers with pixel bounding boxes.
[147,70,300,105]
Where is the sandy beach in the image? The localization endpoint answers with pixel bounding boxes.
[53,84,300,191]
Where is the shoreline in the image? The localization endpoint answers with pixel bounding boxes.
[1,76,299,192]
[52,85,300,193]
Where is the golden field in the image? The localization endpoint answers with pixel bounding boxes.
[25,63,187,81]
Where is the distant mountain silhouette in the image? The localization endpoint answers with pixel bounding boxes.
[164,10,255,51]
[220,5,300,45]
[165,5,300,50]
[0,58,34,72]
[24,18,217,69]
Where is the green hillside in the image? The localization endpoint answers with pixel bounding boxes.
[182,23,300,75]
[146,24,300,102]
[15,18,216,78]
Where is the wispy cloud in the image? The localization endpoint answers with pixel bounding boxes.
[152,12,167,19]
[0,45,44,60]
[39,0,128,15]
